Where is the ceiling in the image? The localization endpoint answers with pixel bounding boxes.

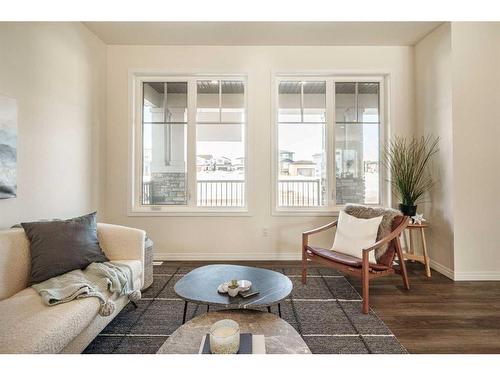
[84,22,443,46]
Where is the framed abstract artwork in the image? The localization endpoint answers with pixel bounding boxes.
[0,96,17,199]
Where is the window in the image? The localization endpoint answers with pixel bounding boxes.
[335,82,380,205]
[142,81,188,206]
[275,76,384,211]
[134,75,247,213]
[196,80,245,207]
[277,81,327,207]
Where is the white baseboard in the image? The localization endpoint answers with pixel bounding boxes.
[430,259,455,280]
[430,260,500,281]
[154,252,500,281]
[453,271,500,281]
[154,252,302,261]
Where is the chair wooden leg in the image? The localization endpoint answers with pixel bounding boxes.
[301,235,308,284]
[362,251,369,314]
[396,237,410,290]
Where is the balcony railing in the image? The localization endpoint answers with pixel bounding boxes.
[143,181,152,205]
[278,179,322,207]
[142,180,245,207]
[197,180,245,207]
[143,179,320,207]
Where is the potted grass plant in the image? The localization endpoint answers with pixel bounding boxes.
[227,279,240,297]
[382,135,439,216]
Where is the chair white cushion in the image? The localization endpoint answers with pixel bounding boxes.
[331,211,382,263]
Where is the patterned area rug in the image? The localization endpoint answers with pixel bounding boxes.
[83,264,406,354]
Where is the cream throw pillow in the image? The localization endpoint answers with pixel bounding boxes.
[331,211,383,264]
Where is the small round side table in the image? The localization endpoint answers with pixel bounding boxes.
[403,223,431,277]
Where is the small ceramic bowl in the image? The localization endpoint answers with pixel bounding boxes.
[238,280,252,292]
[217,282,229,293]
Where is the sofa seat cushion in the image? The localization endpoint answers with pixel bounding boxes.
[0,260,142,353]
[307,246,389,271]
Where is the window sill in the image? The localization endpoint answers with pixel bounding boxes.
[272,204,386,217]
[272,209,340,217]
[128,207,252,217]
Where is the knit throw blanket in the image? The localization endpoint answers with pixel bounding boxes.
[32,262,141,317]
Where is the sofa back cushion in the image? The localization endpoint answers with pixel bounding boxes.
[0,228,31,300]
[21,212,109,286]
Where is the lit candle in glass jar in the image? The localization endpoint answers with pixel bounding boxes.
[209,319,240,354]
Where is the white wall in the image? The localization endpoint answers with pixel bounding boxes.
[414,23,454,276]
[105,45,415,260]
[414,22,500,280]
[451,22,500,280]
[0,23,106,228]
[2,22,497,278]
[1,22,497,278]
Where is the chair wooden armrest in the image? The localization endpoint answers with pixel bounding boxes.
[302,220,338,237]
[362,216,410,253]
[302,220,338,251]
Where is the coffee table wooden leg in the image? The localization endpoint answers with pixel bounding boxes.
[421,227,431,277]
[182,301,188,324]
[278,303,282,318]
[267,306,271,313]
[207,304,210,312]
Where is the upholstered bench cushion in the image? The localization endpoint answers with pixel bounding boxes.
[306,246,390,271]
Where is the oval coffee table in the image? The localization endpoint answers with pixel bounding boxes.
[156,310,311,354]
[174,264,293,324]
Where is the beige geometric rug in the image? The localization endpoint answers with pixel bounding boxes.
[83,264,407,354]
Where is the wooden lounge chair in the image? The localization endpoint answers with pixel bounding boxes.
[302,207,410,314]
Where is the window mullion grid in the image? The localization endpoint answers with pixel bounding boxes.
[135,76,248,212]
[219,80,222,124]
[163,82,172,166]
[326,79,335,208]
[137,79,146,207]
[355,82,359,123]
[187,79,198,208]
[300,81,304,123]
[378,79,385,207]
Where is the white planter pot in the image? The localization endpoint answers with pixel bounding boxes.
[227,287,239,297]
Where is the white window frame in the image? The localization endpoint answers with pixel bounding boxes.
[128,72,250,216]
[271,73,390,216]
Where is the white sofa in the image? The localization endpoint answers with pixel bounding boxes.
[0,223,146,354]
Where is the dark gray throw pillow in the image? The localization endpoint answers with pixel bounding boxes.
[21,212,109,286]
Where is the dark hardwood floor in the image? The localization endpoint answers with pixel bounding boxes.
[347,262,500,354]
[166,260,500,353]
